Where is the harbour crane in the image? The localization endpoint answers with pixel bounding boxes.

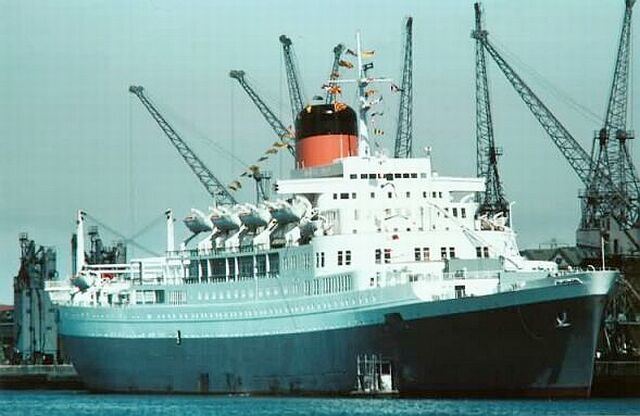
[229,70,295,156]
[584,0,640,231]
[129,85,237,206]
[280,35,306,120]
[472,3,640,250]
[325,43,345,105]
[393,17,414,159]
[472,6,509,222]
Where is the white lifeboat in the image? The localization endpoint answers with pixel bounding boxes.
[183,209,213,234]
[210,206,241,231]
[265,196,311,224]
[71,273,95,292]
[238,203,272,228]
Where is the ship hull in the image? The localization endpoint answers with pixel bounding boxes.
[61,293,607,397]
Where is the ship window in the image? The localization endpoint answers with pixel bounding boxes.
[370,192,375,199]
[461,208,466,218]
[340,193,349,199]
[384,249,391,264]
[411,173,418,178]
[333,193,338,199]
[415,247,429,262]
[385,173,393,180]
[476,247,482,258]
[345,250,352,266]
[321,252,325,267]
[350,174,357,179]
[406,191,410,198]
[375,249,382,264]
[449,247,456,258]
[439,192,443,198]
[420,173,427,178]
[452,208,458,217]
[368,173,376,179]
[316,253,320,267]
[483,247,489,258]
[388,192,393,199]
[440,247,447,259]
[403,173,410,178]
[455,285,466,299]
[338,250,344,266]
[352,192,356,199]
[423,191,427,198]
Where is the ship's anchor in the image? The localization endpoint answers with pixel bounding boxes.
[555,311,571,329]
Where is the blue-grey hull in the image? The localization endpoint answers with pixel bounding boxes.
[61,293,606,397]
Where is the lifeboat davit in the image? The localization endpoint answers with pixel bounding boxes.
[238,203,272,228]
[210,206,242,231]
[183,209,213,234]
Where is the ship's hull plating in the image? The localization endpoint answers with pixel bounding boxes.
[62,293,607,397]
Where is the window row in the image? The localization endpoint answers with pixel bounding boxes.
[444,206,467,218]
[440,247,456,259]
[476,246,490,258]
[304,274,352,296]
[333,192,357,200]
[337,250,352,266]
[349,172,426,180]
[374,248,392,264]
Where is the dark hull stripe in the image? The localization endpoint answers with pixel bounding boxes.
[62,294,607,397]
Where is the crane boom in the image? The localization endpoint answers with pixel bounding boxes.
[229,70,294,156]
[586,0,640,229]
[325,43,345,105]
[394,16,414,159]
[474,3,640,248]
[279,35,306,120]
[472,4,509,219]
[605,0,635,133]
[128,86,237,206]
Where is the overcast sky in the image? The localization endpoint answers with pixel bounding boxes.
[0,0,636,303]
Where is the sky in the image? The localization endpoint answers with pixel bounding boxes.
[0,0,636,304]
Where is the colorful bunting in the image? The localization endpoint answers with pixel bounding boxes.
[334,102,347,112]
[364,89,377,98]
[338,59,354,69]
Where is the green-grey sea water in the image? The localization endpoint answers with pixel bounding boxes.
[1,390,639,416]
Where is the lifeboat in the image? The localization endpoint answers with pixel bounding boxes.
[265,196,311,224]
[183,209,213,234]
[71,273,95,292]
[210,206,242,231]
[238,203,272,228]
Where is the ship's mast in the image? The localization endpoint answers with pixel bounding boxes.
[324,32,392,157]
[355,32,371,157]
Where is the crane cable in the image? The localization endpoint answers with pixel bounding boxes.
[84,212,162,257]
[140,89,249,171]
[490,37,604,126]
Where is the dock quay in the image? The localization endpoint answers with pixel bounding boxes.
[0,365,83,390]
[591,361,640,397]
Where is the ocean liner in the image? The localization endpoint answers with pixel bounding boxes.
[56,33,616,397]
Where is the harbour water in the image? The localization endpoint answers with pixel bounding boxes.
[1,390,639,416]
